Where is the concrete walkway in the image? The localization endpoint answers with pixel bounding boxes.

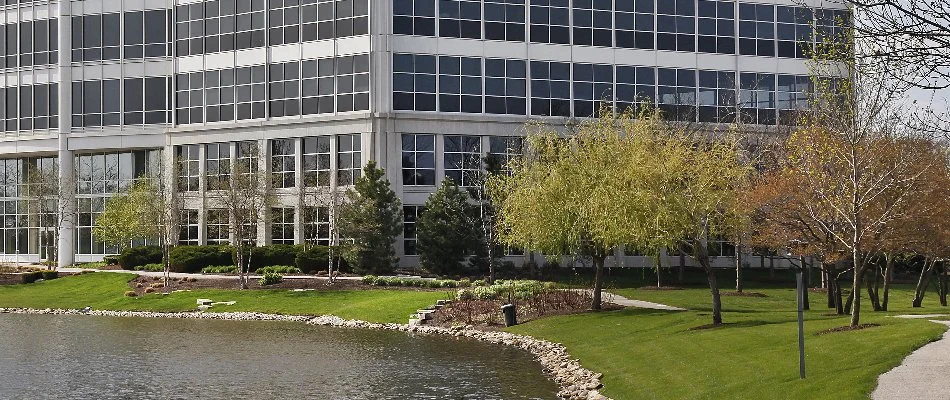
[872,319,950,400]
[569,289,687,311]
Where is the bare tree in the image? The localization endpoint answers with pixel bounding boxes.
[299,176,346,284]
[23,159,76,269]
[215,158,275,289]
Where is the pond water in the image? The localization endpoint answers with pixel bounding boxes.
[0,314,558,399]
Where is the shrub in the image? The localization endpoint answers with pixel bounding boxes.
[361,275,378,285]
[21,271,44,284]
[169,245,233,273]
[200,265,238,274]
[134,263,165,272]
[295,245,349,274]
[149,282,164,289]
[144,287,155,294]
[118,245,164,270]
[250,244,302,269]
[103,255,120,265]
[497,261,517,279]
[255,265,301,274]
[124,290,138,297]
[41,270,58,280]
[258,272,282,286]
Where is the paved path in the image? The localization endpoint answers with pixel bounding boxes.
[872,319,950,400]
[569,289,687,311]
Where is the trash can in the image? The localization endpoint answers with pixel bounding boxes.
[502,304,517,327]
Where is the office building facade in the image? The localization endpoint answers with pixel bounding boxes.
[0,0,846,267]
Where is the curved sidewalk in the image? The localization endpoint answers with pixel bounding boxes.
[872,319,950,400]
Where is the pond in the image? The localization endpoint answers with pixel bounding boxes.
[0,314,558,399]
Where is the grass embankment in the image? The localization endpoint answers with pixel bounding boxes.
[0,273,450,324]
[511,269,949,400]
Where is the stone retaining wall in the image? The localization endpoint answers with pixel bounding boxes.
[0,308,608,400]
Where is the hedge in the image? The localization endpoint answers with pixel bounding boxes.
[118,246,164,270]
[295,245,349,274]
[250,244,302,269]
[169,245,234,273]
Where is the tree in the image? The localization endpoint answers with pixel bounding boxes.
[23,160,74,269]
[336,161,402,275]
[416,178,482,276]
[300,173,346,284]
[491,106,748,316]
[767,33,943,327]
[215,158,274,289]
[93,175,182,286]
[475,154,507,283]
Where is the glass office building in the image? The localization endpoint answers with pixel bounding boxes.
[0,0,846,267]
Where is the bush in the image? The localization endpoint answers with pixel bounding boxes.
[124,290,138,297]
[200,265,238,274]
[21,271,44,284]
[295,245,349,274]
[453,280,553,301]
[103,255,119,265]
[250,244,302,269]
[497,261,518,279]
[258,272,283,286]
[134,263,165,272]
[41,270,58,280]
[361,275,378,285]
[169,245,233,273]
[118,245,164,270]
[255,265,301,274]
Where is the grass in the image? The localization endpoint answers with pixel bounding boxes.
[0,273,450,324]
[510,269,950,400]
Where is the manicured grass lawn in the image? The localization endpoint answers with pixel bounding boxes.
[511,270,950,400]
[0,273,450,324]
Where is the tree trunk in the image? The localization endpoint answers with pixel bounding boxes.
[834,276,844,315]
[769,256,775,280]
[850,257,863,328]
[869,263,882,311]
[913,258,935,308]
[939,264,948,307]
[825,263,836,309]
[844,288,854,315]
[655,253,663,288]
[591,254,606,311]
[881,253,894,311]
[677,249,686,284]
[689,241,722,326]
[735,240,743,293]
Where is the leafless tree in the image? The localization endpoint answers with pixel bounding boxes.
[23,159,76,269]
[214,158,275,289]
[299,176,346,284]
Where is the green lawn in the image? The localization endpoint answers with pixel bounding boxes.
[510,273,950,400]
[0,272,450,324]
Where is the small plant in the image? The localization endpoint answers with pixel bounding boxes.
[259,272,283,286]
[362,275,378,284]
[21,271,43,284]
[134,263,166,272]
[144,287,155,294]
[200,265,238,274]
[124,290,138,297]
[255,266,301,274]
[149,282,164,289]
[41,270,59,280]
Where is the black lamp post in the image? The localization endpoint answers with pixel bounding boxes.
[786,247,806,380]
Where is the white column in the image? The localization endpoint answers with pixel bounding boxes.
[57,3,75,268]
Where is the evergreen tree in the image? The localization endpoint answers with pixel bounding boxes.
[416,178,482,276]
[337,161,403,274]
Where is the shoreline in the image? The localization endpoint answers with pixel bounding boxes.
[0,307,608,400]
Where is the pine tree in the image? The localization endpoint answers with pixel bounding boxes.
[337,161,403,274]
[416,178,482,276]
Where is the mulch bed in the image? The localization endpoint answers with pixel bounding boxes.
[722,291,767,297]
[816,324,881,335]
[126,275,372,295]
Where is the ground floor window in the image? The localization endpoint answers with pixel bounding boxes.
[206,209,229,245]
[403,205,423,255]
[271,207,295,245]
